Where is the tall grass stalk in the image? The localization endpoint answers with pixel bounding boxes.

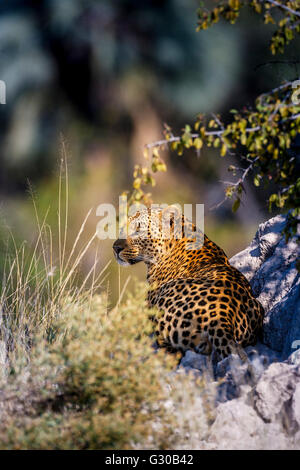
[0,146,105,364]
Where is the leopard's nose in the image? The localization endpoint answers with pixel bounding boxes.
[113,240,125,256]
[114,245,122,255]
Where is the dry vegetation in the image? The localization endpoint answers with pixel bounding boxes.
[0,164,213,450]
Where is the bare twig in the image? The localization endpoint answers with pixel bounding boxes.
[291,19,300,29]
[210,157,259,211]
[258,77,300,103]
[282,112,300,121]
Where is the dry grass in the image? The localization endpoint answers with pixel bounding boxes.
[0,152,211,449]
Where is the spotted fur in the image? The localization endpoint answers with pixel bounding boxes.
[113,207,264,359]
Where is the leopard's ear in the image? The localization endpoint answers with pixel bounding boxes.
[144,200,152,209]
[162,204,182,227]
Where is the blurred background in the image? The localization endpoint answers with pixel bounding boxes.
[1,0,299,303]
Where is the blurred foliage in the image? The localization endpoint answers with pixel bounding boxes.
[197,0,300,55]
[0,0,242,190]
[129,1,300,240]
[0,289,177,449]
[0,275,213,449]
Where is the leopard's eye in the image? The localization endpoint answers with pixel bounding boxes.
[129,225,141,237]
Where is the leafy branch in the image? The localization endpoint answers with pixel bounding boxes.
[128,78,300,239]
[126,3,300,240]
[265,0,300,19]
[196,1,300,55]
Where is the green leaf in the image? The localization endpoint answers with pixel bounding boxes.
[220,143,227,157]
[194,137,203,149]
[232,197,240,213]
[254,175,261,187]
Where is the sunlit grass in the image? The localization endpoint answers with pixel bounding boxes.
[0,148,211,449]
[0,146,109,364]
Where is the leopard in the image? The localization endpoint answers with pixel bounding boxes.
[113,205,264,360]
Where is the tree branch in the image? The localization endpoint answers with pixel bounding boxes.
[258,77,300,103]
[144,112,299,150]
[210,157,259,211]
[264,0,300,19]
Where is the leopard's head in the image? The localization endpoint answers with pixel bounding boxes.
[113,206,189,266]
